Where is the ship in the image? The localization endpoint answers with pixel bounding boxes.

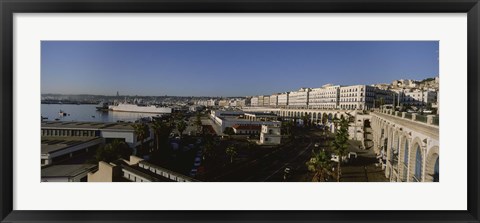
[108,103,172,114]
[96,101,111,111]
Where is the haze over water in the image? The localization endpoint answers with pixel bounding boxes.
[41,104,159,123]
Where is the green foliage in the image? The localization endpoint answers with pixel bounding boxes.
[176,120,187,137]
[223,127,235,136]
[195,112,203,134]
[94,140,131,163]
[333,117,350,182]
[306,149,332,182]
[151,119,174,152]
[225,145,237,163]
[301,114,310,127]
[133,123,150,155]
[202,137,217,160]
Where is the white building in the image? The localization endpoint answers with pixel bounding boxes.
[207,99,218,107]
[403,89,437,106]
[277,92,289,108]
[269,94,279,107]
[41,121,153,165]
[308,84,340,109]
[288,88,310,109]
[339,85,376,110]
[262,96,270,107]
[251,97,259,107]
[259,124,282,145]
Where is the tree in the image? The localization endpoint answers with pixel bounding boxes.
[301,114,310,127]
[195,112,203,134]
[203,138,216,161]
[176,120,187,138]
[333,117,350,182]
[332,116,340,133]
[306,150,332,182]
[133,123,150,155]
[94,139,131,163]
[223,127,235,136]
[151,119,174,153]
[225,145,237,163]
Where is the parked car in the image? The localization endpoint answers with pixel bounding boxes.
[189,168,197,177]
[348,152,358,159]
[194,157,201,167]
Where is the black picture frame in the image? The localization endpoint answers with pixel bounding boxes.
[1,0,479,222]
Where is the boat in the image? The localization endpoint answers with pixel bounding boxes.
[59,110,67,116]
[96,101,111,111]
[108,103,172,114]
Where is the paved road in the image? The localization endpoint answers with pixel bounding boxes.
[213,129,319,182]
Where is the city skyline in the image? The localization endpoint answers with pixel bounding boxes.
[41,41,439,97]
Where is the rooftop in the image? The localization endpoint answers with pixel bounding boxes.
[41,136,101,155]
[41,164,97,178]
[232,124,262,130]
[41,121,135,131]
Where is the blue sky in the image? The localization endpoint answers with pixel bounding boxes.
[41,41,439,97]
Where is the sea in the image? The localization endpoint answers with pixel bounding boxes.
[41,104,160,123]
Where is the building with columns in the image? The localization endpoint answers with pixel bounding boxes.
[277,92,289,108]
[308,84,340,109]
[262,96,270,107]
[288,88,310,109]
[251,97,259,107]
[338,85,377,110]
[269,94,279,107]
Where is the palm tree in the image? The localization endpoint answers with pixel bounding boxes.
[195,112,203,135]
[133,123,149,155]
[225,145,237,164]
[333,117,350,182]
[301,114,310,127]
[151,120,162,151]
[94,139,130,163]
[203,140,216,161]
[321,115,328,126]
[306,150,332,182]
[176,120,187,139]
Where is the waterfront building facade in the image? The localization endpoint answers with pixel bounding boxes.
[269,94,279,107]
[308,84,340,109]
[338,85,376,110]
[277,92,289,108]
[288,88,310,109]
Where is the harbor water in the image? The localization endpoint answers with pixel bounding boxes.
[41,104,161,123]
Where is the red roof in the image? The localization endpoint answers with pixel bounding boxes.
[232,125,261,130]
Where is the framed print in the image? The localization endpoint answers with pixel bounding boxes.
[1,0,479,222]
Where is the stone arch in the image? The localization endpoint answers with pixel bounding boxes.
[409,137,425,182]
[424,146,439,182]
[385,125,395,178]
[398,133,411,181]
